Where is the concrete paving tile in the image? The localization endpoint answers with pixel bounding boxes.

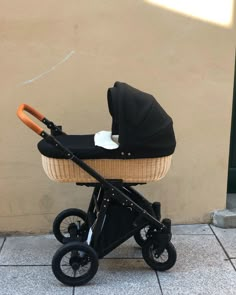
[106,231,231,271]
[172,224,212,235]
[105,224,213,259]
[75,259,161,295]
[96,225,215,259]
[105,237,142,259]
[231,259,236,268]
[0,266,72,295]
[210,225,236,258]
[171,235,233,272]
[159,269,236,295]
[0,235,60,265]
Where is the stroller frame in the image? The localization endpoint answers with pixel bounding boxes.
[17,104,176,286]
[45,126,171,255]
[79,182,166,258]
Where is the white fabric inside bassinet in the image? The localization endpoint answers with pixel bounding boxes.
[94,131,119,150]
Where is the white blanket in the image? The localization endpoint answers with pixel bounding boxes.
[94,131,119,150]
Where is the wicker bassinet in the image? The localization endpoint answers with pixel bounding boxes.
[38,82,175,184]
[41,155,172,183]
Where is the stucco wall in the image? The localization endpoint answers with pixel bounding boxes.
[0,1,235,232]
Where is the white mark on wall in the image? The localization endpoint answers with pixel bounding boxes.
[18,50,75,86]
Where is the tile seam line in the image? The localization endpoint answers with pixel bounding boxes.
[103,257,143,260]
[0,264,51,267]
[0,258,143,265]
[0,258,146,266]
[156,271,164,295]
[0,237,6,255]
[174,233,213,236]
[209,224,236,271]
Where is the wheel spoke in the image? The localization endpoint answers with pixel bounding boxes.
[61,259,70,266]
[62,266,73,276]
[69,217,74,224]
[60,227,69,234]
[62,265,72,272]
[60,225,68,230]
[68,268,75,277]
[73,216,80,223]
[78,263,91,276]
[62,219,71,226]
[158,255,166,262]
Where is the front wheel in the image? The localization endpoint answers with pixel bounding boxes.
[142,240,177,271]
[52,241,99,286]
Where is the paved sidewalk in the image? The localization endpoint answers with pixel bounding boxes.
[0,224,236,295]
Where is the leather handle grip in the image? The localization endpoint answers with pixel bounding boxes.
[17,104,45,135]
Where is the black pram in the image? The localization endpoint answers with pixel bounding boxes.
[17,82,177,286]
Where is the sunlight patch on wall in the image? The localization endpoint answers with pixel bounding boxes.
[145,0,233,28]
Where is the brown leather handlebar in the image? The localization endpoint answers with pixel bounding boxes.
[17,104,45,135]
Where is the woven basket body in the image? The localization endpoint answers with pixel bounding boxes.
[41,155,172,183]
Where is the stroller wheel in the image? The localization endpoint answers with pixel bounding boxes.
[142,240,177,271]
[53,208,88,244]
[52,241,98,286]
[134,226,150,247]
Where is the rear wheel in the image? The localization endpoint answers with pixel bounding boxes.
[53,208,88,244]
[142,240,177,271]
[52,241,98,286]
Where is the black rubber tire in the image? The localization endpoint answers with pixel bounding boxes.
[52,241,98,286]
[142,240,177,271]
[134,226,150,247]
[53,208,88,244]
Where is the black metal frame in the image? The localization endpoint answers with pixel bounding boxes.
[83,182,153,257]
[39,121,172,258]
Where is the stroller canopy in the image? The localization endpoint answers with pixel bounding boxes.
[107,82,176,157]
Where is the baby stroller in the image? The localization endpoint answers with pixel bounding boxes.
[17,82,177,286]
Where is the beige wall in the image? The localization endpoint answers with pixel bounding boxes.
[0,1,235,233]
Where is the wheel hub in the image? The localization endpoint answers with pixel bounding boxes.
[69,256,82,271]
[71,262,80,271]
[154,251,160,259]
[151,243,163,258]
[68,223,79,238]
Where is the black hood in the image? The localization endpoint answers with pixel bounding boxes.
[107,82,176,157]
